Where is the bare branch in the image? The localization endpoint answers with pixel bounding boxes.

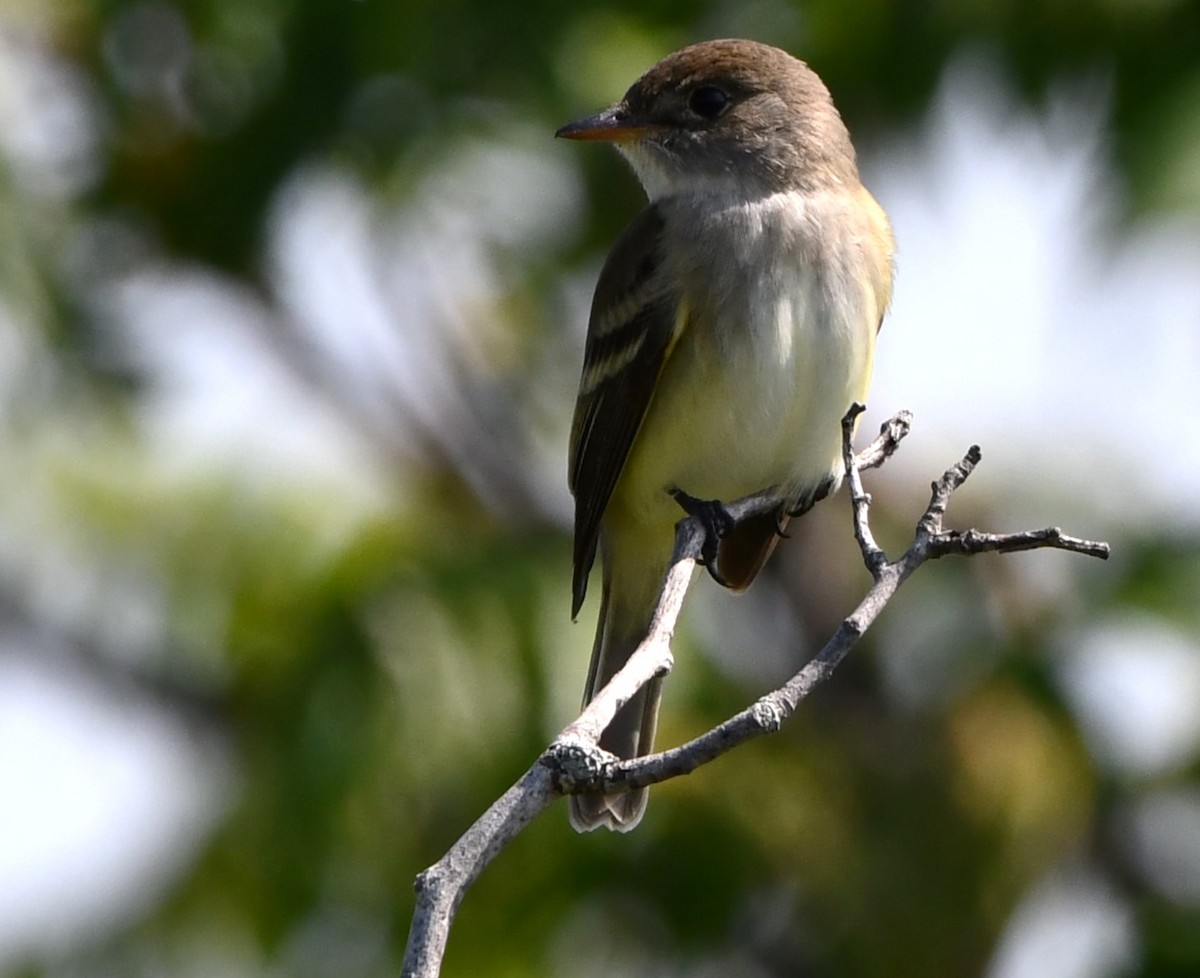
[853,408,914,471]
[402,510,706,978]
[929,526,1111,560]
[844,406,889,576]
[919,445,983,537]
[399,409,1111,977]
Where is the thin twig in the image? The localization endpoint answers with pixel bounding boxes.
[853,408,913,471]
[845,406,889,575]
[929,526,1111,560]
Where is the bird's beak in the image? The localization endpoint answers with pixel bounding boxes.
[556,104,648,142]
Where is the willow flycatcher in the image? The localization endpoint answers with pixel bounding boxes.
[559,39,894,832]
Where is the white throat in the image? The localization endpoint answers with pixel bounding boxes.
[617,140,757,202]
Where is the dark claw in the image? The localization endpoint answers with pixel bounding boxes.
[704,558,729,587]
[669,488,734,584]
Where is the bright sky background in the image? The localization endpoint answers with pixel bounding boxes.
[1,40,1198,976]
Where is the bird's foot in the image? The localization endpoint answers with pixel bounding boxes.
[669,488,734,586]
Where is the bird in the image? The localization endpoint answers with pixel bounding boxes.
[557,39,894,832]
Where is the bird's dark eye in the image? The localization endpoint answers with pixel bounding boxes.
[688,85,731,120]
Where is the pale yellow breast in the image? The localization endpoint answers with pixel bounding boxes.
[609,187,888,532]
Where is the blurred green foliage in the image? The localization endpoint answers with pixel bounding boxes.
[2,0,1200,976]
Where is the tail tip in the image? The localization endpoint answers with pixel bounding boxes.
[568,792,648,833]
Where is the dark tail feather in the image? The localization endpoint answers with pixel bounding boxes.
[568,564,662,833]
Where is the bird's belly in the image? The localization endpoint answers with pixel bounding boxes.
[611,288,873,530]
